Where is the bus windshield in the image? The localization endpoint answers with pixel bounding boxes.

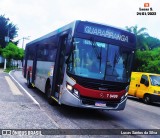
[67,38,133,83]
[150,75,160,86]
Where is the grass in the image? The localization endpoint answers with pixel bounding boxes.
[4,68,13,73]
[3,66,19,73]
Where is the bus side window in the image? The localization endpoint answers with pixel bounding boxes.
[47,44,57,62]
[28,47,35,60]
[37,47,42,61]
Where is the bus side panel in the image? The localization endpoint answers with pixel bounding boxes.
[26,60,33,79]
[35,61,55,93]
[24,45,36,80]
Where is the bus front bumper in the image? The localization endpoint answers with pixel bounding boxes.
[59,89,127,110]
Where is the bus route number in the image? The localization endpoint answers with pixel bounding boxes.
[107,94,118,99]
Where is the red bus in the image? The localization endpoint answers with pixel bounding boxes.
[23,20,136,110]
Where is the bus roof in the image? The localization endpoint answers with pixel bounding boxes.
[27,20,77,46]
[26,20,135,47]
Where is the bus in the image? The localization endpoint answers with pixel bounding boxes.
[23,20,136,110]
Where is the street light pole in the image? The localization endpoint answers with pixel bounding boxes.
[22,36,30,49]
[4,18,10,70]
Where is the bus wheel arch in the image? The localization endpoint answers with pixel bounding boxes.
[143,94,152,104]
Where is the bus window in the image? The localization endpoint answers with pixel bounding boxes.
[28,47,35,60]
[37,45,49,61]
[47,44,57,62]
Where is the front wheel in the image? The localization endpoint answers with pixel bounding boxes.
[45,84,57,105]
[143,94,151,104]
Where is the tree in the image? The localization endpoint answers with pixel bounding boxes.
[14,48,24,60]
[2,42,24,67]
[126,25,149,50]
[0,45,2,55]
[133,48,160,73]
[126,25,160,73]
[0,15,18,48]
[146,36,160,49]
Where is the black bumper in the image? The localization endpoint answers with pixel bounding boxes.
[151,94,160,102]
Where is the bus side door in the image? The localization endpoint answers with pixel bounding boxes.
[52,34,68,97]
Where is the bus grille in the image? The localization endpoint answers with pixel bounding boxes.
[77,80,125,92]
[81,96,119,107]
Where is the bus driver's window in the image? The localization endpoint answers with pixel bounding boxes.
[74,50,80,67]
[85,53,93,68]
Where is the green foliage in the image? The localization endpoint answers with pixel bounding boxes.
[2,42,24,61]
[126,25,149,50]
[126,25,160,74]
[133,48,160,73]
[146,36,160,49]
[14,48,24,60]
[4,67,13,73]
[0,15,18,48]
[2,42,17,59]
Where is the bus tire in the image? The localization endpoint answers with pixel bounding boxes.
[143,94,151,104]
[45,84,55,105]
[27,73,32,88]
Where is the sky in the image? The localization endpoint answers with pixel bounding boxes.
[0,0,160,48]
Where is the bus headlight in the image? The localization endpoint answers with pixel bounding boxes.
[121,86,129,101]
[66,83,73,91]
[66,82,79,98]
[125,92,128,97]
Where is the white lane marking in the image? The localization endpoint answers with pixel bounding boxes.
[5,76,23,95]
[9,71,40,107]
[151,125,160,129]
[9,71,60,128]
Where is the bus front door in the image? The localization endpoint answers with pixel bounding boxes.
[52,34,68,99]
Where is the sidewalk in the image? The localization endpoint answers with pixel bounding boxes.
[0,70,59,130]
[0,68,3,73]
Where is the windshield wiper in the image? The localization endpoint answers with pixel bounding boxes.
[90,38,102,72]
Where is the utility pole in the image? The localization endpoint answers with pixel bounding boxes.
[22,36,30,49]
[4,18,10,70]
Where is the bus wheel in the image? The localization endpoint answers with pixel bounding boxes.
[27,74,32,88]
[143,94,151,104]
[46,84,54,105]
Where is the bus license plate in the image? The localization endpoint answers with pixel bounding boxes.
[95,102,106,107]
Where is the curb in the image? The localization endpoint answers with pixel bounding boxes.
[9,70,40,107]
[8,70,60,128]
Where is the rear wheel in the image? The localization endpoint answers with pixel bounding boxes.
[143,94,151,104]
[27,74,32,88]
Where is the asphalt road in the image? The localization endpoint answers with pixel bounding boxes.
[1,69,160,137]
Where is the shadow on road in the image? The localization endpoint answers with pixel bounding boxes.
[28,84,123,122]
[128,96,160,107]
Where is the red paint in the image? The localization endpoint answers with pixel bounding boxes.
[73,83,126,100]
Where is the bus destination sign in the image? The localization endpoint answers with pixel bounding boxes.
[84,26,129,43]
